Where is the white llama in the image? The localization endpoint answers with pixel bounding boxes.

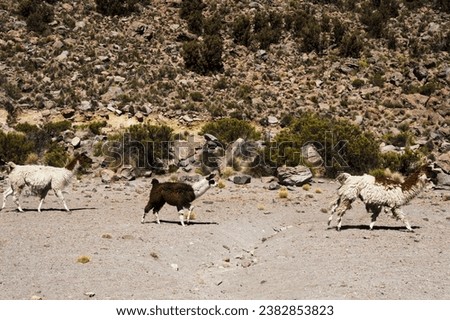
[1,153,90,213]
[328,167,430,231]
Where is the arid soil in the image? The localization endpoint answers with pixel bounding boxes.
[0,176,449,300]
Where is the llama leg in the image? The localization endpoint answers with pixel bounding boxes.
[37,198,45,213]
[154,211,160,224]
[392,208,413,232]
[328,197,340,226]
[336,199,351,231]
[177,206,185,226]
[12,187,24,212]
[186,205,194,225]
[2,187,13,210]
[54,189,69,211]
[368,204,382,230]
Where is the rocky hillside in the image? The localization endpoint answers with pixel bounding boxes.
[0,0,449,172]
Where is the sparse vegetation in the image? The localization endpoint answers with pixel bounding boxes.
[103,123,174,173]
[271,112,381,177]
[199,118,260,146]
[278,186,289,198]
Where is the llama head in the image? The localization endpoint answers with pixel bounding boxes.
[206,173,217,187]
[193,173,217,198]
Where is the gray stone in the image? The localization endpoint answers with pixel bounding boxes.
[118,166,136,181]
[267,116,278,125]
[71,136,81,148]
[277,165,312,186]
[301,144,323,167]
[268,182,280,190]
[232,175,251,185]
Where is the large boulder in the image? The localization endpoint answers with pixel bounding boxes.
[277,165,313,186]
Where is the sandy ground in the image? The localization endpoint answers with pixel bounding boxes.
[0,175,449,300]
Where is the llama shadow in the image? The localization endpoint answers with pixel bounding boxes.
[327,224,421,232]
[19,207,97,213]
[145,219,219,226]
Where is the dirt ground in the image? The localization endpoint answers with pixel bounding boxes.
[0,175,449,300]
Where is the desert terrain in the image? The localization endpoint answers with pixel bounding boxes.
[0,176,448,300]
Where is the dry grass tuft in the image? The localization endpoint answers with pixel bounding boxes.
[221,167,235,179]
[278,187,288,198]
[217,180,226,189]
[302,184,311,191]
[77,255,91,264]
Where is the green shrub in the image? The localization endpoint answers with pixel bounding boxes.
[44,143,68,167]
[379,149,422,174]
[339,32,363,58]
[300,19,326,53]
[203,12,223,36]
[190,91,204,102]
[352,78,365,88]
[370,72,385,87]
[89,120,107,135]
[332,18,347,45]
[43,120,72,136]
[384,131,414,147]
[199,118,260,146]
[180,0,206,20]
[182,35,224,74]
[271,112,380,176]
[0,131,34,164]
[253,11,284,49]
[105,123,174,171]
[186,10,204,35]
[95,0,147,16]
[18,0,54,34]
[4,82,22,100]
[15,122,50,154]
[418,82,438,96]
[232,15,252,47]
[360,0,399,39]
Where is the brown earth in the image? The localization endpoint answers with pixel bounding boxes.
[0,177,449,300]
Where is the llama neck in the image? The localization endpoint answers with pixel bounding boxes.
[65,157,80,172]
[401,178,426,204]
[192,179,211,199]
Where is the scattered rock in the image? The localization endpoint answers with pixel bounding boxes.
[277,165,313,186]
[232,175,251,185]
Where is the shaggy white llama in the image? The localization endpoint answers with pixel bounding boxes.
[142,173,216,226]
[328,167,430,231]
[1,153,90,212]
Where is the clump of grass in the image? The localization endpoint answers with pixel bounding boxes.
[101,233,112,239]
[257,203,266,210]
[77,256,91,264]
[217,180,226,189]
[221,167,234,179]
[315,188,322,194]
[302,184,311,191]
[278,186,288,198]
